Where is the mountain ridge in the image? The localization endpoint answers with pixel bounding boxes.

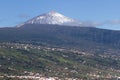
[0,24,120,55]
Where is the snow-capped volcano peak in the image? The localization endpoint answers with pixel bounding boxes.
[26,11,75,24]
[17,11,82,27]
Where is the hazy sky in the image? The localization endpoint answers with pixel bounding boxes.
[0,0,120,30]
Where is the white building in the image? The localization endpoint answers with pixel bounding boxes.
[117,77,120,80]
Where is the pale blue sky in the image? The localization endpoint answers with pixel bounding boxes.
[0,0,120,30]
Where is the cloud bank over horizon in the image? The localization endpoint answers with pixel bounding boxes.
[81,19,120,28]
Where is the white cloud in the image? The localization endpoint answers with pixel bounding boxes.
[80,21,102,27]
[80,19,120,27]
[107,20,120,25]
[18,14,30,19]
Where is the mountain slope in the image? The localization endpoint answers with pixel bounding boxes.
[0,24,120,55]
[0,43,120,79]
[0,11,120,79]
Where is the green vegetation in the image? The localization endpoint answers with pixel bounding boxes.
[0,43,120,79]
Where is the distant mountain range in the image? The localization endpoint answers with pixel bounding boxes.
[0,11,120,53]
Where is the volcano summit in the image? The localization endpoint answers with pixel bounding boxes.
[17,11,82,27]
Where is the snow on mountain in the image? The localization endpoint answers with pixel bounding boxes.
[17,11,82,27]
